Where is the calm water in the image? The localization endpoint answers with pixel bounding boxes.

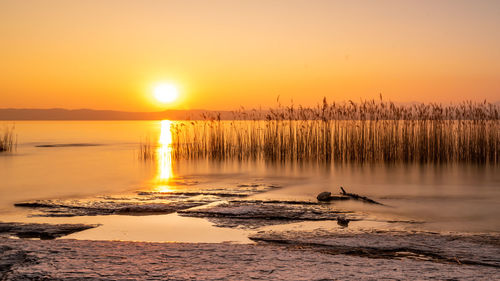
[0,121,499,242]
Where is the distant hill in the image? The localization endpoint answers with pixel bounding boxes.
[2,100,498,120]
[0,108,236,120]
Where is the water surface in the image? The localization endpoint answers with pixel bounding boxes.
[1,121,498,242]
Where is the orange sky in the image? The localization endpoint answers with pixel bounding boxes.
[1,0,499,111]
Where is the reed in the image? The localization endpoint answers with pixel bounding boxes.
[169,98,499,164]
[0,125,17,153]
[139,137,156,161]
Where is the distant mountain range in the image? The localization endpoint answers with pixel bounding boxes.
[0,108,236,120]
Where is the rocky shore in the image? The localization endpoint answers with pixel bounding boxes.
[1,237,499,280]
[2,186,499,280]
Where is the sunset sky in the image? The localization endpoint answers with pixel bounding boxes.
[1,0,499,111]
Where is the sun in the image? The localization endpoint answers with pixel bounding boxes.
[154,83,179,103]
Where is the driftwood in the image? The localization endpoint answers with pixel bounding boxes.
[316,188,384,205]
[340,187,384,205]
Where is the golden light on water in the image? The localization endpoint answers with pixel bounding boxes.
[155,120,174,192]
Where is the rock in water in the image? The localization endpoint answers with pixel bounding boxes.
[337,217,350,227]
[0,222,99,239]
[317,192,332,202]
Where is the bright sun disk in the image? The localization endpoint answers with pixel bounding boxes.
[154,83,179,103]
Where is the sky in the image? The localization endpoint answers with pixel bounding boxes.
[1,0,499,111]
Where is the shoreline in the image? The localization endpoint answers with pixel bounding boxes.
[2,235,499,280]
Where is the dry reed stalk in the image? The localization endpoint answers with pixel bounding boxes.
[139,137,156,161]
[166,98,498,164]
[0,125,17,153]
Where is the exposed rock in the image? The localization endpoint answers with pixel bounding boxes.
[228,199,319,205]
[317,191,350,202]
[237,184,260,187]
[15,183,283,218]
[1,237,499,280]
[250,229,500,268]
[15,199,206,217]
[115,202,205,214]
[316,191,331,201]
[0,222,98,240]
[337,217,350,227]
[137,191,250,198]
[179,201,356,228]
[0,246,35,280]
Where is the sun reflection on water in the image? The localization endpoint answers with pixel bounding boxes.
[154,120,174,192]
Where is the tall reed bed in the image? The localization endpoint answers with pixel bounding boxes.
[169,98,499,164]
[0,125,17,153]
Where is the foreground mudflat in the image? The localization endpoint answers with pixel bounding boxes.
[1,238,499,280]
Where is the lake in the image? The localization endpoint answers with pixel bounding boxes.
[1,121,498,243]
